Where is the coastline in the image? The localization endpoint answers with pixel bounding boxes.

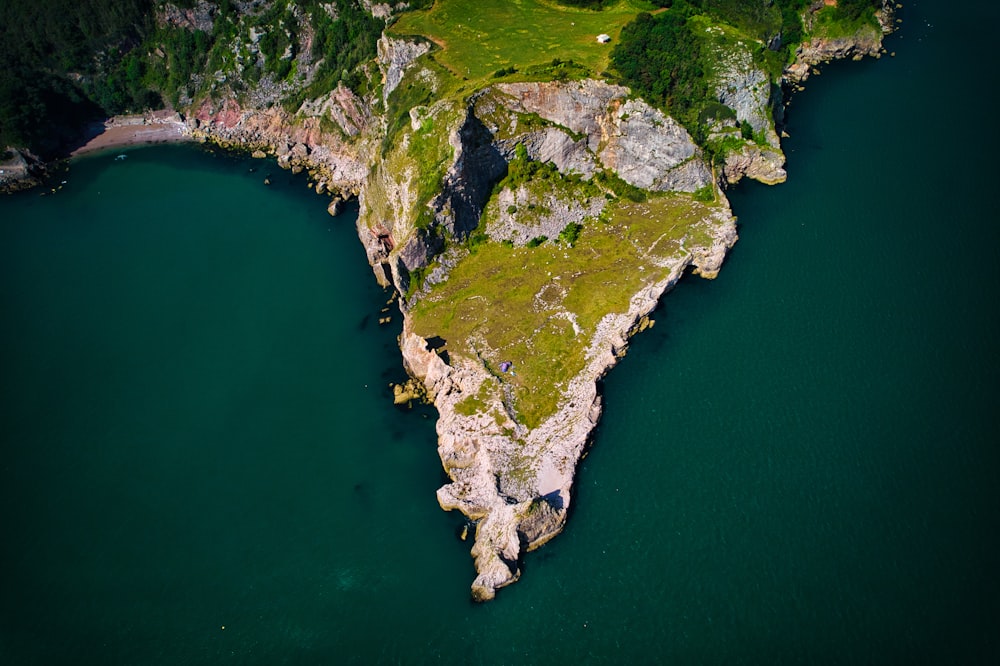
[69,111,193,158]
[1,0,900,601]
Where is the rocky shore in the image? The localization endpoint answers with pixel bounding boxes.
[3,0,899,601]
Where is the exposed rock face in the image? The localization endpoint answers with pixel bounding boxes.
[784,0,897,84]
[498,80,629,147]
[360,78,715,298]
[712,40,779,144]
[158,1,217,33]
[399,204,738,600]
[722,144,787,185]
[362,77,733,600]
[431,111,508,238]
[486,185,605,247]
[188,96,369,196]
[298,83,374,138]
[497,81,711,192]
[0,148,47,194]
[378,35,432,106]
[598,99,711,192]
[703,35,788,185]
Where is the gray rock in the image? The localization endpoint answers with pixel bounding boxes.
[377,35,431,107]
[599,99,710,192]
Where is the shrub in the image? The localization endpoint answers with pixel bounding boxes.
[558,223,583,247]
[693,184,716,202]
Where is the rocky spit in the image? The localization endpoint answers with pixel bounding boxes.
[399,205,737,600]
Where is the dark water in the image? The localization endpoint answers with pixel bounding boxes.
[2,1,998,663]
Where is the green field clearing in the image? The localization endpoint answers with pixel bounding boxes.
[391,0,658,81]
[411,193,724,428]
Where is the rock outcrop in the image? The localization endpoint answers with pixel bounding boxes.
[784,0,897,84]
[398,202,737,600]
[188,95,370,197]
[378,34,432,106]
[496,80,711,192]
[0,148,47,194]
[360,76,733,600]
[3,0,898,603]
[703,31,788,185]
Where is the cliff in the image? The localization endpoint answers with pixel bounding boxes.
[4,0,898,600]
[360,75,735,598]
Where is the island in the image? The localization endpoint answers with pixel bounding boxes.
[0,0,898,600]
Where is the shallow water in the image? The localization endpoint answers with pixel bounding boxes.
[2,1,998,663]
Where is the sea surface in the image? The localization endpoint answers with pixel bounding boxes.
[1,1,997,663]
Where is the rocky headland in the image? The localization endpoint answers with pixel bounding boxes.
[3,0,897,600]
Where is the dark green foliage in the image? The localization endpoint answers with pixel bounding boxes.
[699,101,736,124]
[592,169,647,202]
[610,12,707,134]
[0,0,154,151]
[780,2,806,46]
[406,264,430,298]
[523,58,589,82]
[144,25,213,107]
[834,0,881,22]
[610,1,831,144]
[558,222,583,247]
[0,0,394,151]
[306,0,384,95]
[527,236,548,248]
[467,229,490,251]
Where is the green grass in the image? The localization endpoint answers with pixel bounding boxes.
[391,0,658,82]
[411,190,726,428]
[809,5,881,40]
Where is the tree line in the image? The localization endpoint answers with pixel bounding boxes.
[609,0,882,145]
[0,0,390,155]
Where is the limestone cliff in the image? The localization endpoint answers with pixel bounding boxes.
[4,0,899,601]
[356,76,736,598]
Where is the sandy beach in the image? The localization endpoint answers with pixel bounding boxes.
[70,112,193,157]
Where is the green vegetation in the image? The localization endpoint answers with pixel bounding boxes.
[558,223,583,247]
[608,0,881,143]
[0,0,389,152]
[299,1,385,100]
[411,193,725,428]
[391,0,657,83]
[454,382,494,416]
[610,11,708,133]
[809,1,883,39]
[0,0,153,151]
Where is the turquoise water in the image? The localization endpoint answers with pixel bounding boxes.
[2,1,998,663]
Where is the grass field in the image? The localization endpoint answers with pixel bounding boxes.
[410,193,725,428]
[391,0,658,81]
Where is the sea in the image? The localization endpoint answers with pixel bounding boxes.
[1,1,997,663]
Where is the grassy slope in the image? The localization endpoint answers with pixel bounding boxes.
[388,1,730,429]
[411,194,725,428]
[391,0,656,81]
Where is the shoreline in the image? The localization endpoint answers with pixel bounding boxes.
[68,113,193,159]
